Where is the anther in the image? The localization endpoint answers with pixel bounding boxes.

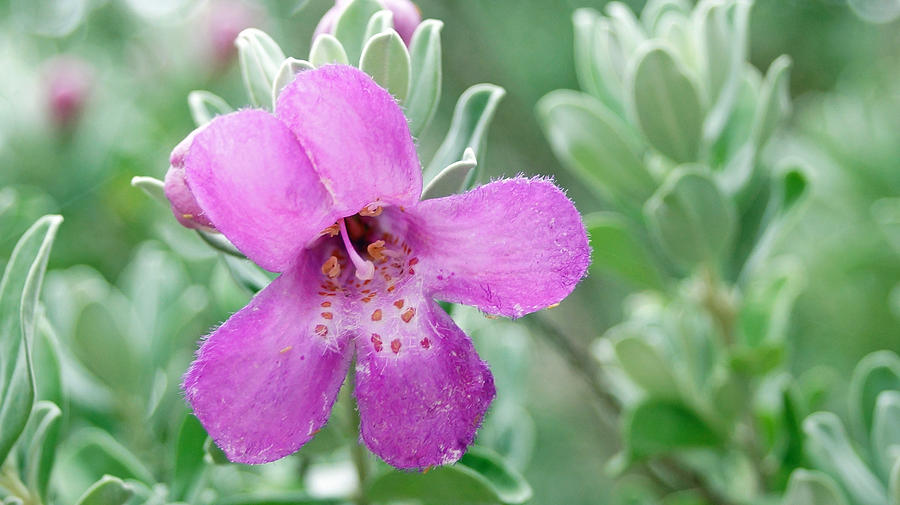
[360,204,383,217]
[321,223,340,237]
[321,312,333,320]
[393,299,404,309]
[401,308,415,323]
[338,219,375,280]
[321,256,341,278]
[314,324,328,337]
[371,333,383,352]
[367,240,387,261]
[391,339,402,354]
[371,309,382,321]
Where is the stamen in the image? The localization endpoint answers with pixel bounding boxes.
[367,240,387,261]
[321,223,340,237]
[321,256,341,278]
[338,219,375,281]
[360,204,383,217]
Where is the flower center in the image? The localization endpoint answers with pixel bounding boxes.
[311,207,422,348]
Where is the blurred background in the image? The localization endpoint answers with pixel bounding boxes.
[0,0,898,503]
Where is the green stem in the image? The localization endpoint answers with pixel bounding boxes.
[698,265,770,492]
[346,364,369,505]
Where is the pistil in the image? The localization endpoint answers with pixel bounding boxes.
[338,218,375,280]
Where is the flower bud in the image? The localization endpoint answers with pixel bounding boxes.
[43,56,93,130]
[165,129,216,230]
[205,0,264,68]
[314,0,422,46]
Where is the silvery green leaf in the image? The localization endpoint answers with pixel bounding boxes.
[537,90,655,208]
[803,412,887,505]
[271,58,314,106]
[359,29,410,103]
[584,212,664,289]
[333,0,382,65]
[187,91,233,127]
[627,43,704,163]
[641,0,690,34]
[197,230,244,258]
[699,0,751,144]
[752,55,792,148]
[644,168,735,268]
[363,9,393,41]
[130,176,166,205]
[782,470,849,505]
[612,331,681,399]
[421,148,476,200]
[605,2,646,54]
[572,9,604,100]
[74,476,134,505]
[872,391,900,478]
[849,351,900,438]
[3,498,24,505]
[236,28,286,108]
[310,35,349,67]
[406,19,443,137]
[590,18,627,114]
[0,215,61,465]
[223,255,273,294]
[56,428,155,502]
[22,401,61,502]
[423,84,505,187]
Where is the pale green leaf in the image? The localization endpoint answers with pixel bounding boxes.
[130,176,166,205]
[363,9,393,42]
[644,168,735,267]
[333,0,382,65]
[849,351,900,437]
[74,476,134,505]
[187,90,233,127]
[624,399,720,460]
[309,34,349,67]
[803,412,887,505]
[0,215,62,464]
[421,148,476,200]
[627,43,704,163]
[359,30,410,103]
[782,469,849,505]
[872,391,900,479]
[235,28,286,108]
[423,84,505,187]
[752,55,792,148]
[406,19,443,137]
[537,90,654,207]
[271,58,314,106]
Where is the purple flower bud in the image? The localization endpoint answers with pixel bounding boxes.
[165,128,216,230]
[314,0,422,46]
[205,0,264,67]
[43,56,93,129]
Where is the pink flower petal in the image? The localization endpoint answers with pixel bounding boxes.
[276,65,422,216]
[411,176,591,318]
[354,296,495,469]
[183,257,352,464]
[179,109,337,272]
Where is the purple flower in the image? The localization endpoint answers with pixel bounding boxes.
[169,65,590,469]
[43,56,93,129]
[314,0,422,45]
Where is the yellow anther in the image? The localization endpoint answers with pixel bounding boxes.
[321,223,340,237]
[360,204,383,217]
[321,256,341,278]
[367,240,386,261]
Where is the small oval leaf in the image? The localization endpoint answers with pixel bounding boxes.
[309,34,349,67]
[359,30,411,103]
[406,19,443,137]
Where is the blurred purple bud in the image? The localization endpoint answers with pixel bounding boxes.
[165,128,217,231]
[314,0,422,46]
[43,56,93,129]
[206,0,265,67]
